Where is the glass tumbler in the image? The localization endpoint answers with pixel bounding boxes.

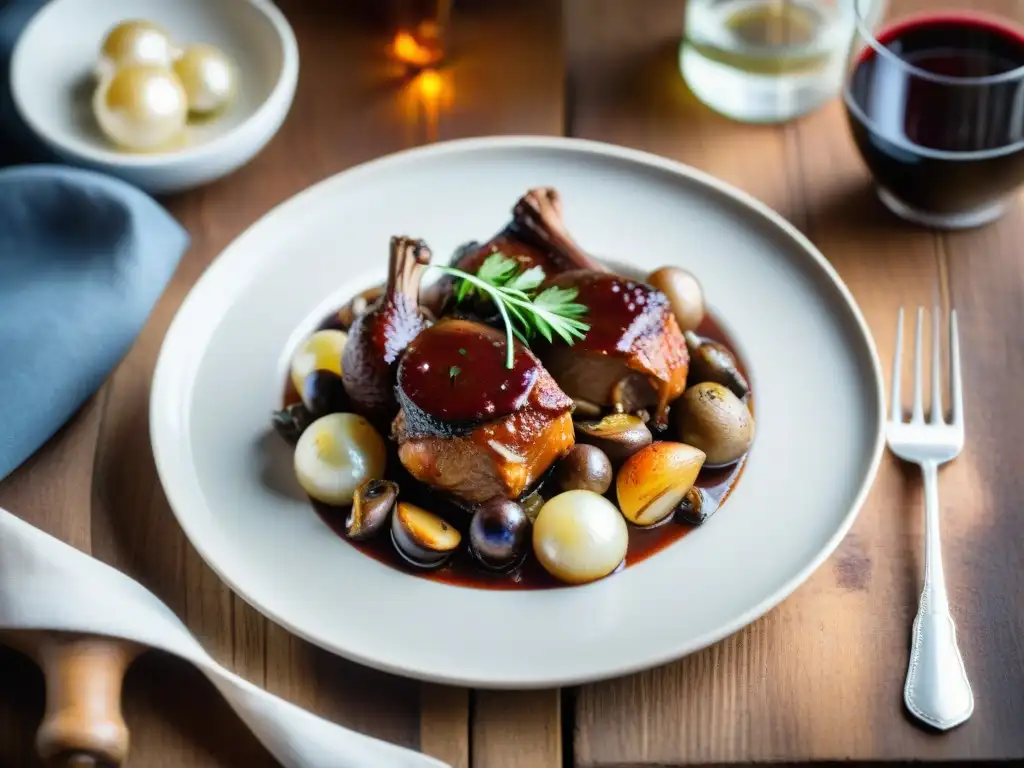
[681,0,884,123]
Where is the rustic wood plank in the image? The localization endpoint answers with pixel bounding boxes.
[935,203,1024,756]
[472,691,562,768]
[420,685,471,768]
[560,0,1024,764]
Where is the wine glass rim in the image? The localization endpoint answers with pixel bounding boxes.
[854,4,1024,86]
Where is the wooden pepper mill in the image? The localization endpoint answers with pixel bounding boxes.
[2,630,141,767]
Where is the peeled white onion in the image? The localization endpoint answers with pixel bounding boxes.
[290,329,347,400]
[97,19,178,74]
[92,65,187,151]
[532,490,628,585]
[293,413,385,506]
[173,43,237,116]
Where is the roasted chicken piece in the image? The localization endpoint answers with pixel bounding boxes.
[537,270,689,428]
[392,319,575,504]
[341,237,432,428]
[424,187,606,319]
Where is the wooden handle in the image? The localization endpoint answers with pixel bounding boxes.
[3,631,142,767]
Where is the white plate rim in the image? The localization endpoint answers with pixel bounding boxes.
[150,135,887,688]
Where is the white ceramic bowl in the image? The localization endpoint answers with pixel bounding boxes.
[9,0,298,194]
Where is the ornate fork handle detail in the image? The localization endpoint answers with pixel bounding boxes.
[903,460,973,730]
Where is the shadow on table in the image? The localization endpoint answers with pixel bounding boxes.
[123,652,279,767]
[0,645,43,767]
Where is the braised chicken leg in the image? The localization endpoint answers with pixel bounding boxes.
[342,236,432,427]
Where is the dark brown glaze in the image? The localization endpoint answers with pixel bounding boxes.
[341,237,431,428]
[396,319,544,433]
[538,270,689,427]
[393,320,576,503]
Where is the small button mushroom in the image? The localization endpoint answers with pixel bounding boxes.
[675,486,719,526]
[302,369,351,416]
[677,382,755,468]
[556,444,613,495]
[647,266,705,332]
[290,329,347,402]
[616,442,706,526]
[345,479,398,540]
[293,413,386,506]
[532,490,628,585]
[574,413,653,464]
[469,498,530,571]
[271,402,314,445]
[391,501,462,569]
[684,331,750,399]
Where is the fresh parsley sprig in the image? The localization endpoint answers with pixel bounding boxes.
[433,253,590,369]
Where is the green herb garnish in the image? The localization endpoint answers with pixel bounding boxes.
[449,365,461,382]
[434,253,590,369]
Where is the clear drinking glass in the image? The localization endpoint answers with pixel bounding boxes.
[681,0,884,123]
[843,0,1024,229]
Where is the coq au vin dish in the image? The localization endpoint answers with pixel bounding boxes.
[271,188,756,588]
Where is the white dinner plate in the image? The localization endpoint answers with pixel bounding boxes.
[151,136,885,688]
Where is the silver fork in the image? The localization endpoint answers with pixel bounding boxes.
[887,307,973,731]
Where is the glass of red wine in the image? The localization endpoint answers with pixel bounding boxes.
[843,0,1024,229]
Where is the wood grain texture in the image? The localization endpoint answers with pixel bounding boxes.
[472,691,562,768]
[566,0,1024,764]
[0,1,563,766]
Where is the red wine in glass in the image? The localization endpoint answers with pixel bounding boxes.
[843,5,1024,228]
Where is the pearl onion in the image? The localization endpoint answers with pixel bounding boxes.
[93,65,188,152]
[532,490,628,585]
[290,330,347,401]
[293,414,386,507]
[97,20,177,78]
[173,43,237,116]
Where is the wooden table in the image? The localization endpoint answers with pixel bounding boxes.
[3,1,1024,765]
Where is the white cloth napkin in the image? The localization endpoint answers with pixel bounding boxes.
[0,507,450,768]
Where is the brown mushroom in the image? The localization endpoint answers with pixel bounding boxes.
[575,413,652,463]
[684,331,750,400]
[556,444,613,495]
[345,479,398,540]
[676,382,755,467]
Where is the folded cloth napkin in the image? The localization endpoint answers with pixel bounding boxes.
[0,508,450,768]
[0,164,189,480]
[0,5,185,484]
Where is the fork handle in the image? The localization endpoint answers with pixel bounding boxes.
[903,460,973,730]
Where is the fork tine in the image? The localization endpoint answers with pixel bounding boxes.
[950,309,963,427]
[931,305,944,424]
[891,307,904,423]
[911,307,925,423]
